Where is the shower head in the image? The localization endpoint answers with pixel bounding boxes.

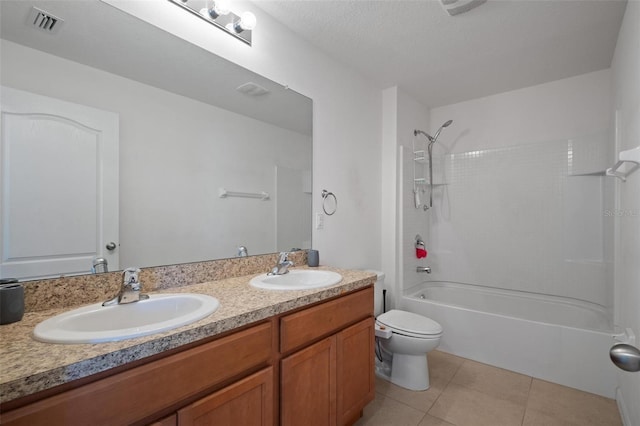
[414,119,453,144]
[431,120,453,143]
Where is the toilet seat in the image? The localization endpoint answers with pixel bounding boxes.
[376,309,442,338]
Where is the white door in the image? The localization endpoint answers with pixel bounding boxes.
[0,86,119,280]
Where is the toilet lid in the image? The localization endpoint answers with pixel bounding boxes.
[376,310,442,336]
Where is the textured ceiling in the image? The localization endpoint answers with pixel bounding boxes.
[254,0,627,107]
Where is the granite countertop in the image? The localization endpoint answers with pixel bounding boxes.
[0,267,375,404]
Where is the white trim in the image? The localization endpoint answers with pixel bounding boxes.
[616,387,631,426]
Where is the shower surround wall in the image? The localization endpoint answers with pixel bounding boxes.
[423,135,612,310]
[425,69,614,318]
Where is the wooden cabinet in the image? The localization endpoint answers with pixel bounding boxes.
[1,286,374,426]
[280,287,373,354]
[281,337,337,426]
[280,287,374,426]
[1,323,273,426]
[178,367,273,426]
[150,414,177,426]
[336,319,375,425]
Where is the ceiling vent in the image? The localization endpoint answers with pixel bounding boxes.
[28,7,64,34]
[236,82,270,97]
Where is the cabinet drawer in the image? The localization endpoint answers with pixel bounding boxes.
[178,367,273,426]
[2,322,272,426]
[280,287,373,353]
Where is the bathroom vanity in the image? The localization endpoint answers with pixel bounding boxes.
[0,267,375,426]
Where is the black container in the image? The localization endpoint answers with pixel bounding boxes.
[0,279,24,325]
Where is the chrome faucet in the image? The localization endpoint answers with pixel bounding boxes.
[103,267,149,306]
[92,257,108,273]
[268,252,294,276]
[416,266,432,273]
[237,246,248,257]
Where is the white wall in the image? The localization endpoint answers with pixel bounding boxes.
[105,0,382,270]
[425,70,614,310]
[380,87,430,311]
[380,87,399,311]
[397,90,431,303]
[431,70,612,154]
[1,40,311,267]
[611,2,640,424]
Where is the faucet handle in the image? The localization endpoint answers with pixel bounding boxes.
[278,252,289,263]
[122,267,141,286]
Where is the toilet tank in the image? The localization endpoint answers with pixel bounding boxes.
[365,270,385,316]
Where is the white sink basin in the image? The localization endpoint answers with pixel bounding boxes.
[250,269,342,291]
[33,293,219,344]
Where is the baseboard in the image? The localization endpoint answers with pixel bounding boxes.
[616,387,632,426]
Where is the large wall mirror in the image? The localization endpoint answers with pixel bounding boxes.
[0,0,312,281]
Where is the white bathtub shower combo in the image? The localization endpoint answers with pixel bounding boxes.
[400,281,618,398]
[388,131,623,399]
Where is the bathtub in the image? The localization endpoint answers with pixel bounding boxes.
[401,281,619,398]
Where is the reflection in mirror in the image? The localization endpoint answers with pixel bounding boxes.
[0,0,312,281]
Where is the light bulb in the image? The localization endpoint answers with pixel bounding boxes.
[201,0,231,19]
[213,0,231,16]
[234,11,256,32]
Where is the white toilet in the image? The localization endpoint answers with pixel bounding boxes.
[369,271,443,391]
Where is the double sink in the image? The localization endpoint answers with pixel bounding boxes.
[33,269,342,344]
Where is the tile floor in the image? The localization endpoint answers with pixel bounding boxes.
[354,350,622,426]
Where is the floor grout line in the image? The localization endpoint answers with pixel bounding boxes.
[519,375,534,426]
[423,356,466,423]
[376,389,430,414]
[415,411,429,426]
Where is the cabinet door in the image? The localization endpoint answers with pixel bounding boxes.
[177,367,273,426]
[337,318,375,426]
[281,336,337,426]
[149,414,177,426]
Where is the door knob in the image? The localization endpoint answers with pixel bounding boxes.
[106,242,117,251]
[610,344,640,372]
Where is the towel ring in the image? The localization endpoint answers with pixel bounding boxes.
[321,190,337,216]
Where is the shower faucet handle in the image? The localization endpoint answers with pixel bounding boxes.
[417,266,431,273]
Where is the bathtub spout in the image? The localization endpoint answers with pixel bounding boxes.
[417,266,431,273]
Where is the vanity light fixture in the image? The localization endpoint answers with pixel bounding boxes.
[169,0,256,45]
